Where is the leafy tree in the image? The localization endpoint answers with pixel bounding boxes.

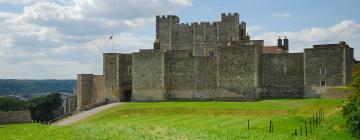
[28,93,63,122]
[0,96,28,111]
[343,64,360,138]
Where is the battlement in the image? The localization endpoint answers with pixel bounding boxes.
[156,15,180,24]
[221,13,240,23]
[178,23,192,30]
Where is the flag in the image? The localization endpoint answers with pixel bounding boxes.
[110,34,113,40]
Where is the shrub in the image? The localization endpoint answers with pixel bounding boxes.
[28,93,63,122]
[0,96,28,111]
[343,64,360,138]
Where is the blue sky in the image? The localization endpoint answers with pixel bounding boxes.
[180,0,360,33]
[0,0,359,79]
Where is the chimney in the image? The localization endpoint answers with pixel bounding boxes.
[283,36,289,52]
[277,36,282,47]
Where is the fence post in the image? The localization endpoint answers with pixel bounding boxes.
[305,120,307,137]
[248,120,249,130]
[300,125,302,136]
[269,121,272,133]
[313,115,315,129]
[309,118,312,133]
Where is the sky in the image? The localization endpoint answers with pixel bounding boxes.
[0,0,359,79]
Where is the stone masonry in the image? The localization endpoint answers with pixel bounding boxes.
[76,13,354,110]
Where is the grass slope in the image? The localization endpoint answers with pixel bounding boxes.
[0,99,355,140]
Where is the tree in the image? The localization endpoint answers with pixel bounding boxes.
[28,93,63,122]
[0,96,28,111]
[343,64,360,138]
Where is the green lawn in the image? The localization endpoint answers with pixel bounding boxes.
[0,99,356,140]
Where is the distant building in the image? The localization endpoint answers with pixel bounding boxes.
[76,13,354,110]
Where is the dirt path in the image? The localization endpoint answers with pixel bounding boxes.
[54,103,124,126]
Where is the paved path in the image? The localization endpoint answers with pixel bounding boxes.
[54,102,124,126]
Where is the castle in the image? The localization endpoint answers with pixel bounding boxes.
[76,13,354,111]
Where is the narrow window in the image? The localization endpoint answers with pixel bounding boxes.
[209,51,214,57]
[320,68,327,75]
[320,80,326,86]
[227,35,232,41]
[128,66,132,75]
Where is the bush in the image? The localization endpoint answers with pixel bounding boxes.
[343,64,360,138]
[0,96,28,111]
[28,93,63,122]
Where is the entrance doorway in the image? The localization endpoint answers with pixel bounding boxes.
[124,90,132,102]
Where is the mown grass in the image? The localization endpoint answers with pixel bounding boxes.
[0,99,356,140]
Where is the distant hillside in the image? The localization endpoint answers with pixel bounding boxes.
[0,79,76,96]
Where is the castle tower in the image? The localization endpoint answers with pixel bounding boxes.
[221,13,239,23]
[156,15,179,51]
[103,53,133,102]
[304,41,353,97]
[76,74,95,111]
[218,13,241,42]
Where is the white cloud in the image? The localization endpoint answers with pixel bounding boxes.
[254,20,360,58]
[271,12,291,18]
[247,26,261,33]
[73,0,192,19]
[0,0,192,79]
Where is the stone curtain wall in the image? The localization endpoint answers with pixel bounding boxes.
[0,110,31,124]
[93,75,105,103]
[216,45,262,101]
[262,53,304,98]
[167,54,217,100]
[132,50,167,101]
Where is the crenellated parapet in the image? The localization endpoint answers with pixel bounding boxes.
[221,13,240,23]
[155,13,249,52]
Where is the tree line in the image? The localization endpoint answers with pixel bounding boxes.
[0,79,75,96]
[0,93,63,122]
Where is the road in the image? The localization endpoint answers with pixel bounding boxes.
[54,102,124,126]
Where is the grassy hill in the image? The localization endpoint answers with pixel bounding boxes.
[0,99,356,140]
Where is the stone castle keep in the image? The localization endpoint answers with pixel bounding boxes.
[76,13,354,110]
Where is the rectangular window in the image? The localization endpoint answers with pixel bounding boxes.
[320,80,326,86]
[320,68,327,75]
[128,66,132,75]
[209,51,214,57]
